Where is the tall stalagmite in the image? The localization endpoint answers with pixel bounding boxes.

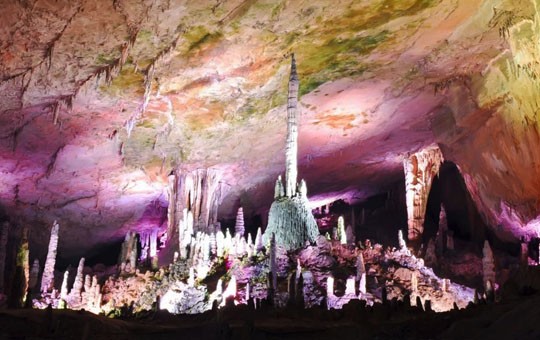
[285,54,299,198]
[70,257,85,303]
[41,221,59,294]
[403,146,443,247]
[263,55,319,250]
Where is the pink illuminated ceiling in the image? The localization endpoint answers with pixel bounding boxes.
[1,0,540,258]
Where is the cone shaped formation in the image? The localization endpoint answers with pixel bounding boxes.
[264,54,319,250]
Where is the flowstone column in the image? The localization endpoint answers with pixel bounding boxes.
[41,221,59,294]
[403,146,443,247]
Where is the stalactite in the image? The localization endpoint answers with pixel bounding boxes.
[170,169,224,235]
[0,222,9,293]
[403,145,443,247]
[41,221,59,294]
[234,207,245,237]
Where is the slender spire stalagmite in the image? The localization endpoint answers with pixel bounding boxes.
[285,54,299,197]
[41,221,59,294]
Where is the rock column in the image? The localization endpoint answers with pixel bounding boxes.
[403,146,443,247]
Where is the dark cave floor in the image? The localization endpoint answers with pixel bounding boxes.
[1,287,540,340]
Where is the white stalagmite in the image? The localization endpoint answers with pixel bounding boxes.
[216,230,225,257]
[188,267,195,286]
[70,258,85,302]
[223,275,237,300]
[210,233,217,256]
[41,221,60,294]
[327,276,334,297]
[179,209,194,259]
[0,222,8,293]
[255,227,264,252]
[403,146,443,246]
[234,207,245,237]
[338,216,347,245]
[150,229,158,258]
[345,277,356,296]
[285,54,299,198]
[359,273,366,294]
[60,270,69,300]
[398,229,407,250]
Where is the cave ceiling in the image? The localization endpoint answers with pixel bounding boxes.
[1,0,540,259]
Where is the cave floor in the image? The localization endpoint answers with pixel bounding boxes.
[1,292,540,340]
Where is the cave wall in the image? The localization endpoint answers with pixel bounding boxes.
[433,0,540,242]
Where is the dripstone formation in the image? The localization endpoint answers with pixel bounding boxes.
[263,55,319,251]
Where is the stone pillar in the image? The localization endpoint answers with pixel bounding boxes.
[403,146,443,247]
[41,221,59,294]
[234,207,245,238]
[0,222,9,293]
[285,54,299,198]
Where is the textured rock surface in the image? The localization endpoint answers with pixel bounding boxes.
[0,0,539,258]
